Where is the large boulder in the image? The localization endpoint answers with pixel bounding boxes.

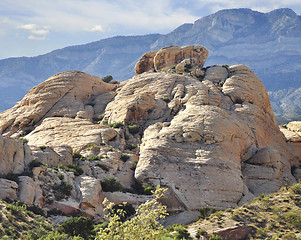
[0,71,116,137]
[135,45,209,74]
[0,135,32,175]
[0,178,18,200]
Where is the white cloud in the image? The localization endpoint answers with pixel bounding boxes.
[0,17,9,24]
[17,23,37,31]
[28,35,46,40]
[85,25,105,33]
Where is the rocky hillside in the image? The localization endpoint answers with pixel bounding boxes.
[0,45,300,230]
[0,8,300,123]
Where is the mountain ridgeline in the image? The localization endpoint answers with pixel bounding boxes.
[0,8,300,123]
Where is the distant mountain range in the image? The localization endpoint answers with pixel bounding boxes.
[0,8,300,123]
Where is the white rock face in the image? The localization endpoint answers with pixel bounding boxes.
[18,176,45,206]
[0,46,298,216]
[0,135,32,175]
[75,176,104,215]
[0,178,18,200]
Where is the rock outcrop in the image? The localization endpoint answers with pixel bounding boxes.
[0,45,299,222]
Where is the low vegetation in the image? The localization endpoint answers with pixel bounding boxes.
[1,183,301,239]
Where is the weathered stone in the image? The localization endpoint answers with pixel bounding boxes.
[75,176,104,215]
[0,178,18,200]
[0,71,116,137]
[0,135,32,175]
[135,50,158,75]
[18,176,45,206]
[154,45,208,72]
[213,226,250,240]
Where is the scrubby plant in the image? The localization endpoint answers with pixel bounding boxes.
[59,216,94,239]
[96,186,168,240]
[65,164,83,176]
[39,145,47,150]
[195,228,207,239]
[209,234,223,240]
[130,162,138,171]
[199,207,216,219]
[162,97,170,103]
[101,177,123,192]
[96,162,109,172]
[126,144,137,150]
[87,154,100,161]
[53,181,73,200]
[130,180,153,195]
[120,153,130,162]
[109,122,124,128]
[128,125,140,135]
[102,120,109,125]
[102,75,113,83]
[172,224,192,240]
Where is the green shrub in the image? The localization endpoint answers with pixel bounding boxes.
[58,174,64,180]
[111,204,136,222]
[102,75,113,83]
[96,186,168,239]
[60,216,94,239]
[162,97,170,103]
[109,122,124,128]
[128,125,140,135]
[27,204,45,216]
[172,225,192,240]
[53,181,73,200]
[28,160,43,169]
[120,153,130,162]
[126,144,137,150]
[101,178,123,192]
[65,164,83,176]
[283,210,301,230]
[130,162,138,171]
[87,154,100,161]
[102,120,109,125]
[199,207,216,219]
[196,229,207,239]
[39,145,47,150]
[209,234,223,240]
[130,180,153,195]
[290,183,301,195]
[96,162,109,172]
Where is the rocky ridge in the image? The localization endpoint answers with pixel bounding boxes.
[0,45,300,225]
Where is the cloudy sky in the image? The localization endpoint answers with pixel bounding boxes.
[0,0,300,59]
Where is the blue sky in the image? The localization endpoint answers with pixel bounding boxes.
[0,0,300,59]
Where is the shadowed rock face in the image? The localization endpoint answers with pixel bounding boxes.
[0,45,298,215]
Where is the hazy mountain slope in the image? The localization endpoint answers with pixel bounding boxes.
[0,8,300,122]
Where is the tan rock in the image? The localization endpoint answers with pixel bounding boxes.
[287,121,301,132]
[280,127,301,142]
[0,135,33,175]
[18,176,45,206]
[154,45,208,72]
[75,176,104,215]
[0,71,116,137]
[135,50,158,75]
[0,178,18,200]
[25,117,106,151]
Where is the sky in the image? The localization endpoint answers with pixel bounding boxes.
[0,0,300,60]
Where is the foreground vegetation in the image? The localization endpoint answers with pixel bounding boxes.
[0,183,300,239]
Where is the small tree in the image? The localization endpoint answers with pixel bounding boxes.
[102,75,113,83]
[96,186,169,240]
[59,216,94,239]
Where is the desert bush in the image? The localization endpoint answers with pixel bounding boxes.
[120,153,130,162]
[130,180,153,195]
[199,207,216,219]
[162,97,170,103]
[109,122,124,128]
[172,224,192,240]
[27,204,45,216]
[101,177,123,192]
[128,125,140,135]
[126,144,137,150]
[96,186,168,240]
[65,164,83,176]
[87,154,100,161]
[59,216,94,239]
[39,145,47,150]
[96,162,109,172]
[290,182,301,195]
[195,228,207,239]
[53,181,73,200]
[209,234,223,240]
[102,75,113,83]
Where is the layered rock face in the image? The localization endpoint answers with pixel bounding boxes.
[0,45,299,220]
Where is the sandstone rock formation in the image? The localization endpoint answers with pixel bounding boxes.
[0,45,299,223]
[280,121,301,180]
